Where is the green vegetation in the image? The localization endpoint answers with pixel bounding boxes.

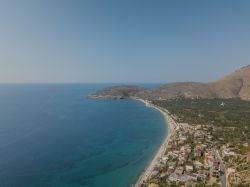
[153,98,250,143]
[152,98,250,186]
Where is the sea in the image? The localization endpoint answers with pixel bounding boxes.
[0,84,166,187]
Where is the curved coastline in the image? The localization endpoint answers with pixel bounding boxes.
[132,98,176,187]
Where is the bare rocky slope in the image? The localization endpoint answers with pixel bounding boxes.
[208,65,250,100]
[89,65,250,100]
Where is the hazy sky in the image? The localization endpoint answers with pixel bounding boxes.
[0,0,250,83]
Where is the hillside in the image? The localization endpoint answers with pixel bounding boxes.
[209,65,250,100]
[89,65,250,100]
[87,85,145,99]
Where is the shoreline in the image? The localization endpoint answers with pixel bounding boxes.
[133,98,176,187]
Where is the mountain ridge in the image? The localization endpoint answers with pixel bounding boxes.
[88,65,250,100]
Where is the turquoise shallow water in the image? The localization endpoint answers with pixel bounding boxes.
[0,84,166,187]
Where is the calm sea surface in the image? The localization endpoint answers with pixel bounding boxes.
[0,84,166,187]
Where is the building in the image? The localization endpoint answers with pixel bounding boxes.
[168,173,179,182]
[186,165,194,172]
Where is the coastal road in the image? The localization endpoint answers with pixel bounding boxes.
[214,150,227,187]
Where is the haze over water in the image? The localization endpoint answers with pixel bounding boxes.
[0,84,166,187]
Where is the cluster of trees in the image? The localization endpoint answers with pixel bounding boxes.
[153,98,250,142]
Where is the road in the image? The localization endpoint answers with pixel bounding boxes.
[214,150,227,187]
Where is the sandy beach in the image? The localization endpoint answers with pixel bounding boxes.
[133,98,177,187]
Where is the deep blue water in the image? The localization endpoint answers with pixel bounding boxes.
[0,84,166,187]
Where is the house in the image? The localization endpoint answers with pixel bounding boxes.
[151,170,159,177]
[178,157,186,165]
[227,168,236,175]
[167,161,176,167]
[194,144,203,157]
[186,173,198,181]
[198,170,209,177]
[175,166,184,175]
[186,147,192,153]
[180,146,185,152]
[195,125,202,130]
[168,173,179,182]
[243,142,249,147]
[193,161,203,169]
[160,172,167,178]
[161,156,168,163]
[179,174,189,182]
[223,149,235,157]
[179,135,187,143]
[194,149,202,157]
[185,165,194,172]
[167,166,175,175]
[204,152,214,168]
[207,135,213,140]
[220,102,225,107]
[197,173,208,181]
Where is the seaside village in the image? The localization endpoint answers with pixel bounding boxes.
[137,104,250,187]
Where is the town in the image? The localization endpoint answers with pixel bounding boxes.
[140,99,250,187]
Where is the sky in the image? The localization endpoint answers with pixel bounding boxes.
[0,0,250,83]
